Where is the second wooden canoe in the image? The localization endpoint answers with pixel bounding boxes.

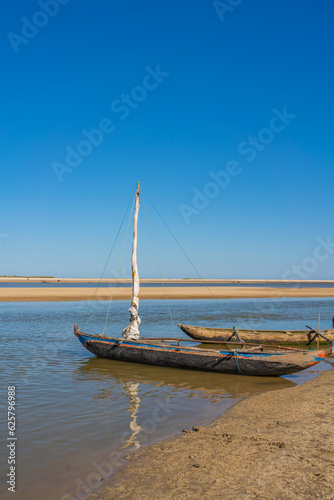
[178,323,334,345]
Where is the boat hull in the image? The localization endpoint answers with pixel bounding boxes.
[74,327,331,377]
[178,324,334,345]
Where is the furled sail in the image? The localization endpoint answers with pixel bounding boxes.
[122,182,141,340]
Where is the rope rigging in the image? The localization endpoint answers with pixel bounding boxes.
[140,189,177,338]
[83,183,226,334]
[140,187,227,315]
[102,196,135,335]
[82,185,137,328]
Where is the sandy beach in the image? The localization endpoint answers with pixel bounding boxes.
[92,367,334,500]
[0,286,334,302]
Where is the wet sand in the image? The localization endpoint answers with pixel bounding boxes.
[0,286,334,301]
[92,367,334,500]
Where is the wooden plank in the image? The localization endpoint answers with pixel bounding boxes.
[142,337,303,351]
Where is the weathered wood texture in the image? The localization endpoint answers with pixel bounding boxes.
[178,323,334,345]
[74,326,331,377]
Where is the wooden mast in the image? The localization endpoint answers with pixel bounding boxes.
[122,182,141,339]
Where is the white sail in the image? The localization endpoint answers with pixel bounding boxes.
[122,182,141,340]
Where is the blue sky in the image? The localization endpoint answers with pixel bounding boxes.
[1,0,334,279]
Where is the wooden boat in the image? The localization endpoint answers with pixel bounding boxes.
[74,182,334,376]
[178,323,334,345]
[74,326,332,376]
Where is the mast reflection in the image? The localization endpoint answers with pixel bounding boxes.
[123,381,142,449]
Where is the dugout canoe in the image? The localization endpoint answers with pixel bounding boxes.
[74,325,333,377]
[178,323,334,345]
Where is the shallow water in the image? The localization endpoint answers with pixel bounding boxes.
[1,298,333,500]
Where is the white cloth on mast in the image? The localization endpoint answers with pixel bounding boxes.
[122,296,141,340]
[122,183,141,340]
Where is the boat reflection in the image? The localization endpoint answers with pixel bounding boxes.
[74,357,296,397]
[73,358,296,450]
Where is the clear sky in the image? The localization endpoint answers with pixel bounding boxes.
[1,0,334,279]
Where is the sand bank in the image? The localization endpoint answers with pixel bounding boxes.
[92,367,334,500]
[0,286,334,302]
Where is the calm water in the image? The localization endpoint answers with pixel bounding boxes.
[1,298,333,500]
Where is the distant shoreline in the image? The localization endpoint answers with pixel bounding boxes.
[0,286,334,302]
[0,277,334,284]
